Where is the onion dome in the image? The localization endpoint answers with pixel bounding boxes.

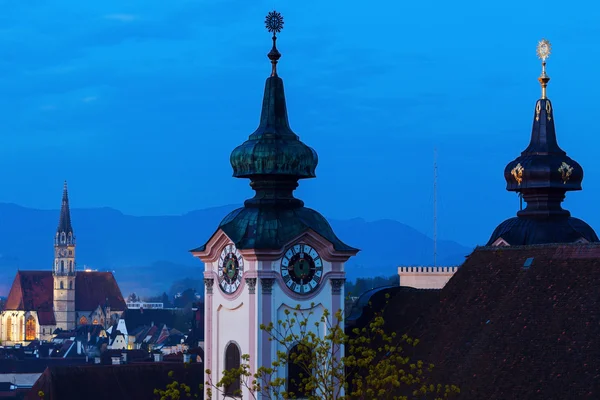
[488,39,598,246]
[229,11,318,185]
[191,11,357,254]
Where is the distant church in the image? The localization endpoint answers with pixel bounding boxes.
[0,182,127,344]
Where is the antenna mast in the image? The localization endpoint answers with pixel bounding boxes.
[433,147,438,268]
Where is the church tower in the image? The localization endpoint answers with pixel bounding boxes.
[53,181,76,331]
[487,39,598,246]
[191,11,358,398]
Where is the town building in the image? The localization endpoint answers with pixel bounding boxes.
[350,39,600,399]
[0,182,127,345]
[191,11,358,398]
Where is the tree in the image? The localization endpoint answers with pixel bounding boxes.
[127,292,138,303]
[202,295,460,400]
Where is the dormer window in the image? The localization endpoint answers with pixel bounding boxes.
[60,232,66,243]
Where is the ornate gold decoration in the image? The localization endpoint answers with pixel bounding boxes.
[535,101,541,121]
[536,39,552,61]
[558,162,574,184]
[536,39,552,99]
[511,163,524,185]
[546,101,552,121]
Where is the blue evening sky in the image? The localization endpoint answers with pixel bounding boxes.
[0,0,597,246]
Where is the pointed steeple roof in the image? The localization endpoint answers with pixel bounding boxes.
[487,39,598,246]
[191,11,357,254]
[57,180,74,236]
[229,11,318,206]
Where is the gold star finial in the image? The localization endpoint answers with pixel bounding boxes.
[536,39,552,99]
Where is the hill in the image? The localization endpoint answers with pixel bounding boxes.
[0,203,472,297]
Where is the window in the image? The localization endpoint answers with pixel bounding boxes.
[60,281,64,289]
[287,344,313,398]
[5,317,11,341]
[25,316,36,341]
[69,260,73,270]
[79,316,88,325]
[224,343,241,396]
[69,250,72,256]
[93,319,99,325]
[61,260,64,273]
[61,232,66,243]
[69,280,73,290]
[19,317,23,341]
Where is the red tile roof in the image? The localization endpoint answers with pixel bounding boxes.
[385,243,600,399]
[4,271,126,325]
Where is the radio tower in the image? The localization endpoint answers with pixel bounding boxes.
[433,147,438,268]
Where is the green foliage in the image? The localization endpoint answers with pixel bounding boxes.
[154,369,202,400]
[202,295,460,400]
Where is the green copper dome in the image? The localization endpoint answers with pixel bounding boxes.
[230,76,318,179]
[190,12,358,255]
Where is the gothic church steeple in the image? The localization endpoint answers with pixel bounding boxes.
[53,181,76,331]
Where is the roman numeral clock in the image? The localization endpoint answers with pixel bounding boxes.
[281,244,323,294]
[190,10,359,399]
[217,244,244,294]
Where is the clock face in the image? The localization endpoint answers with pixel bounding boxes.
[217,244,244,294]
[281,243,323,295]
[58,249,68,258]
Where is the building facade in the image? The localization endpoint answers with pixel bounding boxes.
[397,266,458,289]
[191,11,358,399]
[0,182,127,345]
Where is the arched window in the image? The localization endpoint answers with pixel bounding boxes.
[5,317,11,341]
[19,317,24,341]
[61,232,66,243]
[60,281,64,289]
[224,343,241,396]
[69,280,73,290]
[69,260,73,271]
[60,260,64,273]
[287,344,313,398]
[79,316,88,325]
[25,316,36,341]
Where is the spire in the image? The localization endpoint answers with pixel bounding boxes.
[265,11,283,77]
[487,39,598,246]
[504,39,583,218]
[229,11,318,209]
[57,181,74,236]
